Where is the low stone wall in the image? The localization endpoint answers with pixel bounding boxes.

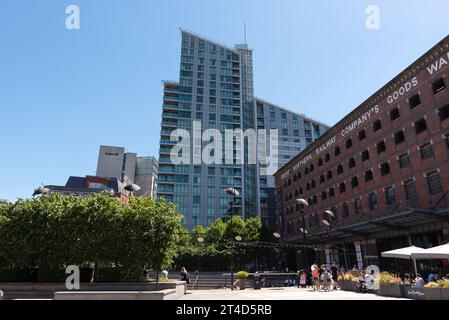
[54,289,178,300]
[0,281,186,300]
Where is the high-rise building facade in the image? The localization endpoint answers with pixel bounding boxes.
[96,145,158,197]
[158,29,329,230]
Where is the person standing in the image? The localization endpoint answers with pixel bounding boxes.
[0,288,4,300]
[414,274,424,288]
[331,263,339,290]
[180,267,190,284]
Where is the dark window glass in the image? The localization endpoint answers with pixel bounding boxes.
[351,177,359,188]
[349,157,356,169]
[339,182,346,193]
[321,191,327,200]
[432,78,446,95]
[346,139,353,149]
[362,150,370,161]
[327,170,333,180]
[365,170,373,181]
[342,203,349,218]
[320,175,325,184]
[404,180,417,200]
[334,146,341,156]
[329,188,335,197]
[409,94,421,109]
[420,143,434,160]
[427,172,442,194]
[373,119,382,132]
[385,187,396,205]
[398,153,411,168]
[311,180,316,189]
[358,130,367,141]
[309,164,314,172]
[318,158,323,167]
[394,130,405,144]
[369,193,378,210]
[354,198,362,214]
[414,118,427,134]
[380,162,391,175]
[439,104,449,122]
[377,141,386,153]
[337,164,344,175]
[325,153,330,162]
[390,107,400,121]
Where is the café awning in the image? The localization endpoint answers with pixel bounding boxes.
[381,246,426,259]
[411,243,449,260]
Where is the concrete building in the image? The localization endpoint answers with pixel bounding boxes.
[157,29,329,230]
[96,146,158,198]
[275,35,449,271]
[45,176,129,201]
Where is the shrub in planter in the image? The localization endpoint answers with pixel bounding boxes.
[424,282,442,300]
[96,267,123,283]
[437,279,449,300]
[236,271,248,290]
[37,267,66,283]
[377,272,402,298]
[341,273,358,292]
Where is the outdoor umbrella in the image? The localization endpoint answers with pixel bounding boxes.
[381,246,426,275]
[410,243,449,260]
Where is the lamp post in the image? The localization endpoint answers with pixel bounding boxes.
[322,210,336,265]
[124,183,141,198]
[273,232,281,272]
[224,187,240,291]
[296,199,309,268]
[32,186,50,197]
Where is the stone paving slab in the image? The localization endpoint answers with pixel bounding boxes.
[179,287,407,300]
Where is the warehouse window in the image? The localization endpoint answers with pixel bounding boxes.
[321,191,327,200]
[377,141,386,154]
[320,175,325,184]
[351,176,359,188]
[427,171,442,194]
[349,157,356,169]
[342,203,349,218]
[358,130,367,141]
[334,146,341,156]
[329,188,335,197]
[311,180,316,189]
[339,182,346,193]
[325,153,331,162]
[346,138,353,149]
[404,180,417,200]
[394,130,405,144]
[380,162,391,176]
[414,118,427,134]
[327,170,333,180]
[354,198,363,214]
[390,107,400,121]
[398,153,411,168]
[432,78,446,95]
[420,143,434,160]
[318,158,323,167]
[373,119,382,132]
[439,104,449,122]
[409,94,421,109]
[362,150,370,161]
[385,187,396,205]
[365,169,374,182]
[369,193,378,210]
[337,164,344,175]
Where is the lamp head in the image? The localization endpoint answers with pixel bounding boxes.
[296,198,309,206]
[224,188,239,197]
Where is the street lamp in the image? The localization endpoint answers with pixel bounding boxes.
[322,209,336,264]
[224,187,240,291]
[296,199,309,245]
[124,183,141,197]
[32,186,50,197]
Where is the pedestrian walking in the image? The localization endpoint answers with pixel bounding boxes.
[180,267,190,284]
[331,262,339,290]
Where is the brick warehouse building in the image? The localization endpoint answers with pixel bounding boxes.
[274,35,449,271]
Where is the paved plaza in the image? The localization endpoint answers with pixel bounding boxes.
[180,287,407,300]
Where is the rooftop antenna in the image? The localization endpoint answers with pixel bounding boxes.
[244,22,247,44]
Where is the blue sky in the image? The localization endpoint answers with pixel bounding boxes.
[1,0,449,201]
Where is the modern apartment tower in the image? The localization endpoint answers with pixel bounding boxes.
[158,29,329,230]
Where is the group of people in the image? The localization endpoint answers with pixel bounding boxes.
[400,271,449,288]
[309,262,340,292]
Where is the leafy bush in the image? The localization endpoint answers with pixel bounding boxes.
[424,282,440,289]
[343,273,357,282]
[437,279,449,289]
[236,271,248,279]
[377,272,401,285]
